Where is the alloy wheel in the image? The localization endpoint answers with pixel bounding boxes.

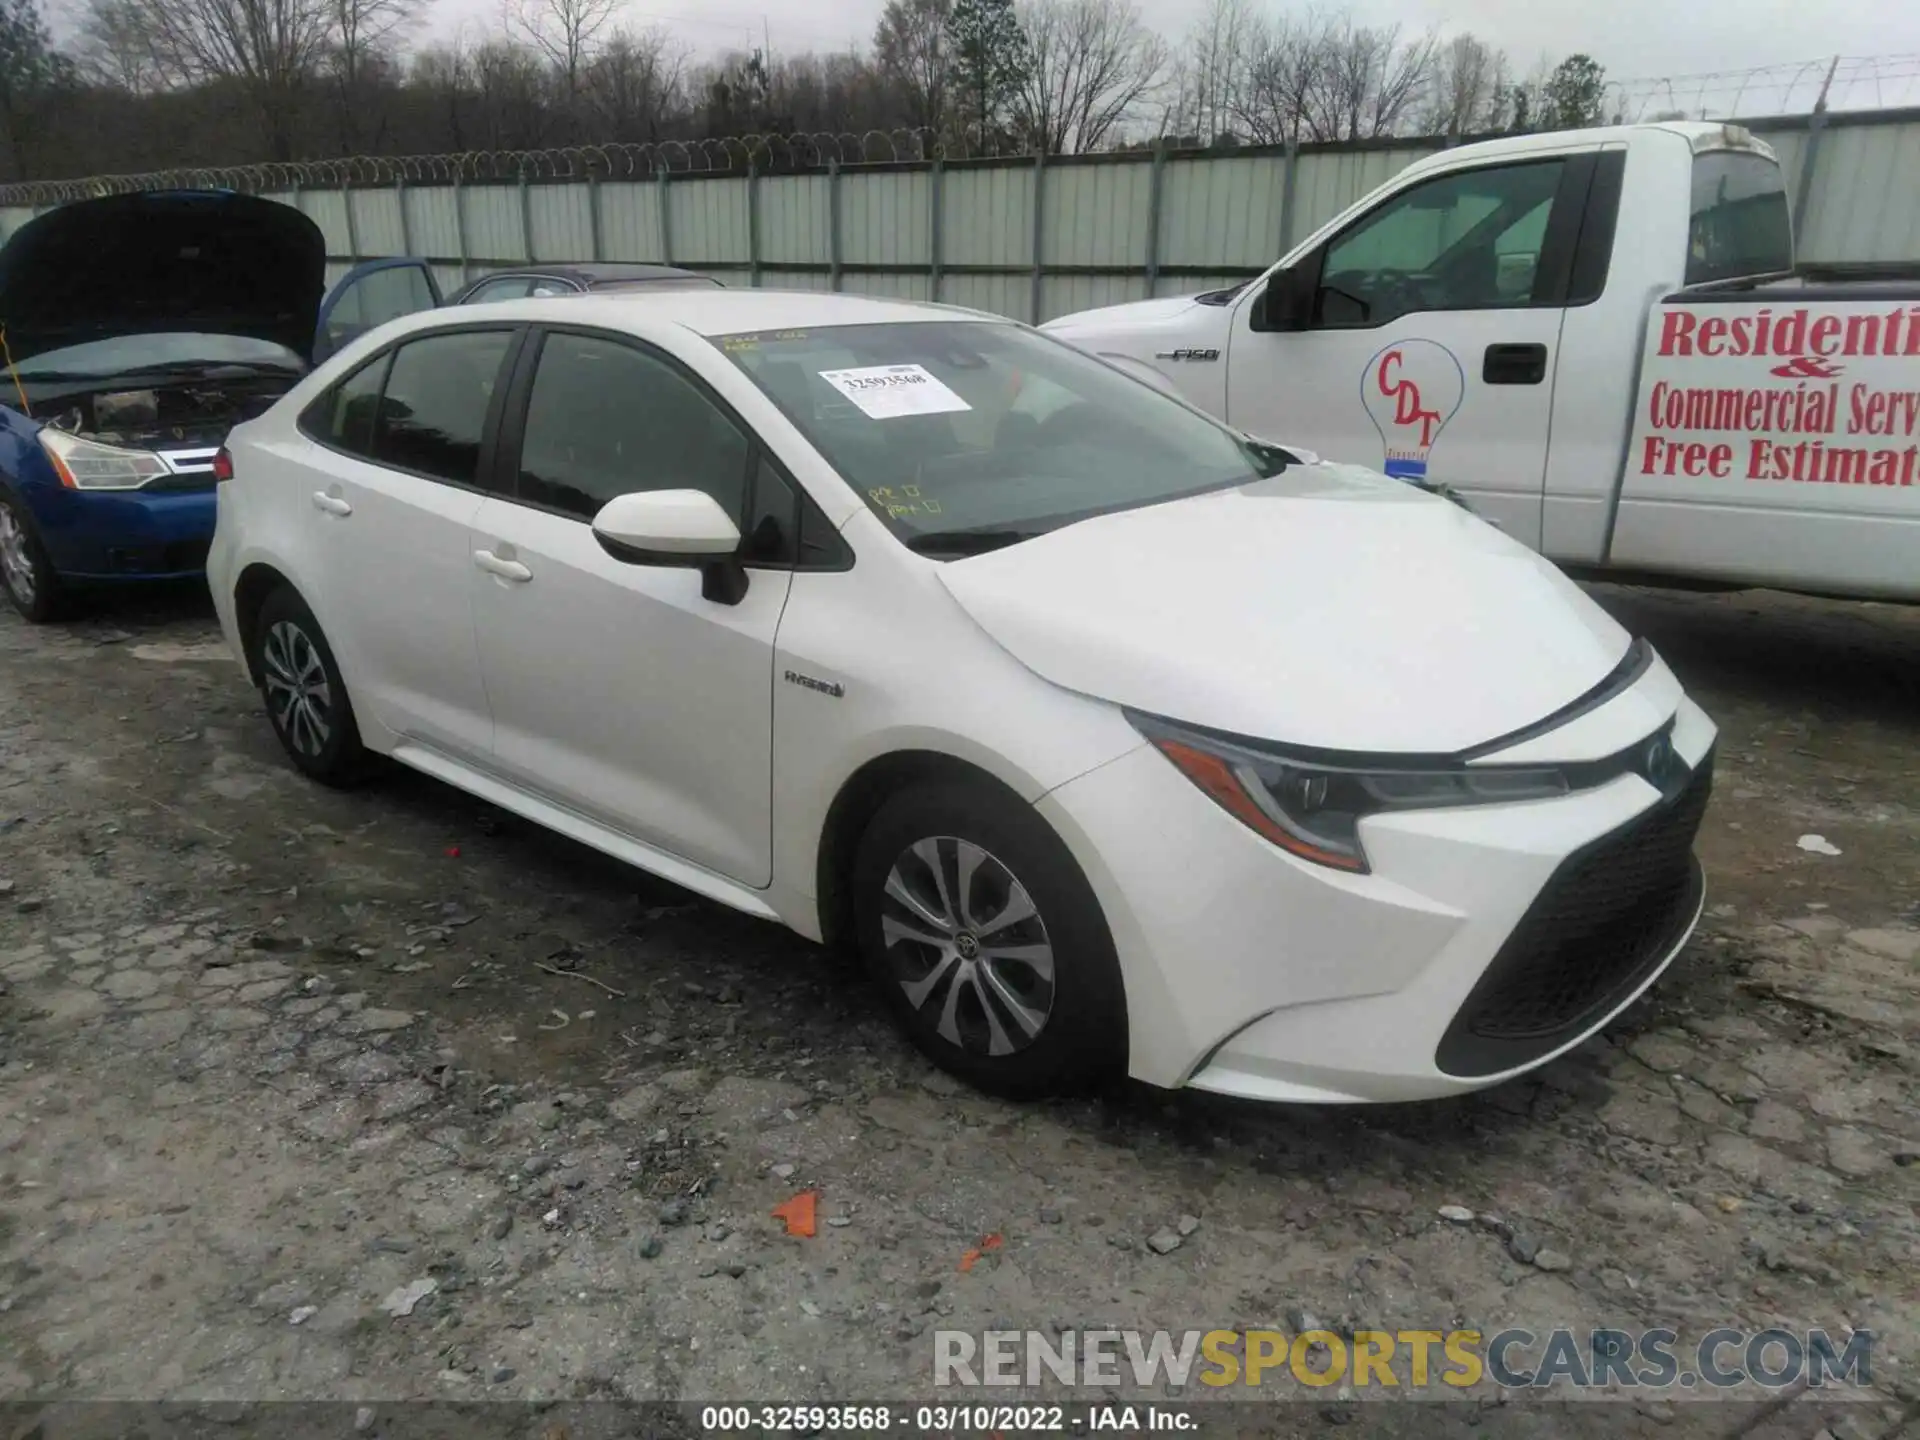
[261,619,334,757]
[0,504,36,605]
[878,836,1056,1057]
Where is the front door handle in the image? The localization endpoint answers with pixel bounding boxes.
[473,549,532,583]
[1483,342,1548,385]
[311,491,353,517]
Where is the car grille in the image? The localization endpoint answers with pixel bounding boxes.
[1435,751,1713,1079]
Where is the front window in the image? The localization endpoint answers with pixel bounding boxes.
[1686,151,1791,285]
[1315,160,1565,327]
[715,321,1289,556]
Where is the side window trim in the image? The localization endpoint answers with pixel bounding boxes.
[304,323,527,496]
[1530,152,1599,309]
[1303,156,1575,331]
[1566,150,1627,307]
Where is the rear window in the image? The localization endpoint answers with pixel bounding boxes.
[1686,152,1791,285]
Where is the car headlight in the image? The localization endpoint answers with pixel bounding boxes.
[1129,711,1570,873]
[39,428,170,491]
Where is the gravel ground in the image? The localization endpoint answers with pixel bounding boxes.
[0,582,1915,1440]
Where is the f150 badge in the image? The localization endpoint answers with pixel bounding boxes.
[1154,347,1220,361]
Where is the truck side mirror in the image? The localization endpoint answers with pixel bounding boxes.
[1252,263,1315,333]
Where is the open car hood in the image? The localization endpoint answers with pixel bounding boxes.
[0,190,327,366]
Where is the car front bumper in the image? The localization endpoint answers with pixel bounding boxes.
[27,481,218,581]
[1037,654,1718,1103]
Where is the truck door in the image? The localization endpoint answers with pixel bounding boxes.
[1224,153,1602,547]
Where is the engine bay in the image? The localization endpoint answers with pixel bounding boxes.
[44,376,293,451]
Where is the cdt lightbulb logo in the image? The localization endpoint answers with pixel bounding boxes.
[1362,341,1464,481]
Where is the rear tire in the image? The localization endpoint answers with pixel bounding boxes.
[0,492,67,623]
[852,780,1127,1099]
[249,586,370,787]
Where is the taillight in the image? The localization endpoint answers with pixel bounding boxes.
[211,447,235,483]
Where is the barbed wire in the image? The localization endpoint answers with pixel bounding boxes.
[3,76,1916,210]
[0,129,954,207]
[1606,53,1920,120]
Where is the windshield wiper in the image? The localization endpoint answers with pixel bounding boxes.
[902,527,1039,558]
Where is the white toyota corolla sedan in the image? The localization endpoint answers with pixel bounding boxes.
[207,289,1716,1104]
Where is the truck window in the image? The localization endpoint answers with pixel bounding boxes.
[1686,151,1791,285]
[1312,160,1566,329]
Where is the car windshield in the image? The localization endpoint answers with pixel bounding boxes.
[715,320,1290,554]
[15,332,305,380]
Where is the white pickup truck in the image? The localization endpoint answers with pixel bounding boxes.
[1043,121,1919,602]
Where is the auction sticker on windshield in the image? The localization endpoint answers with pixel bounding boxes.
[819,364,972,419]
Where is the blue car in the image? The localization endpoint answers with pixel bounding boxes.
[0,191,443,621]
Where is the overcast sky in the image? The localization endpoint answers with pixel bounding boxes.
[421,0,1920,117]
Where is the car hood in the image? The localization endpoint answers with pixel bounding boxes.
[1040,294,1206,337]
[0,191,328,366]
[936,463,1633,754]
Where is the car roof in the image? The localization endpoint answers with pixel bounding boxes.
[473,262,714,286]
[438,288,1008,337]
[1392,120,1777,185]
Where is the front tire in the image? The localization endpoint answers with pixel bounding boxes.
[852,780,1127,1099]
[0,492,67,623]
[249,586,369,786]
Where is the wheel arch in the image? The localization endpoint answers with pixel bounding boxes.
[813,749,1037,957]
[232,561,299,685]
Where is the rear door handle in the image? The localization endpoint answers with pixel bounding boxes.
[311,491,352,517]
[473,549,532,583]
[1483,342,1548,385]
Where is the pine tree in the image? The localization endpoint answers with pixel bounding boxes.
[945,0,1030,153]
[0,0,73,180]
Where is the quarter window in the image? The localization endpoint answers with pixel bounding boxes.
[516,332,752,523]
[370,330,515,486]
[1314,160,1566,327]
[308,352,390,457]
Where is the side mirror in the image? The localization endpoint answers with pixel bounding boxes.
[591,489,749,605]
[1253,264,1314,333]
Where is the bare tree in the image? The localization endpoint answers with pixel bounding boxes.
[409,38,471,149]
[323,0,420,149]
[505,0,616,107]
[873,0,950,135]
[582,24,683,142]
[1233,10,1327,145]
[1423,32,1505,138]
[73,0,167,90]
[470,34,551,147]
[90,0,333,158]
[1013,0,1163,153]
[1171,0,1253,144]
[1305,16,1434,141]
